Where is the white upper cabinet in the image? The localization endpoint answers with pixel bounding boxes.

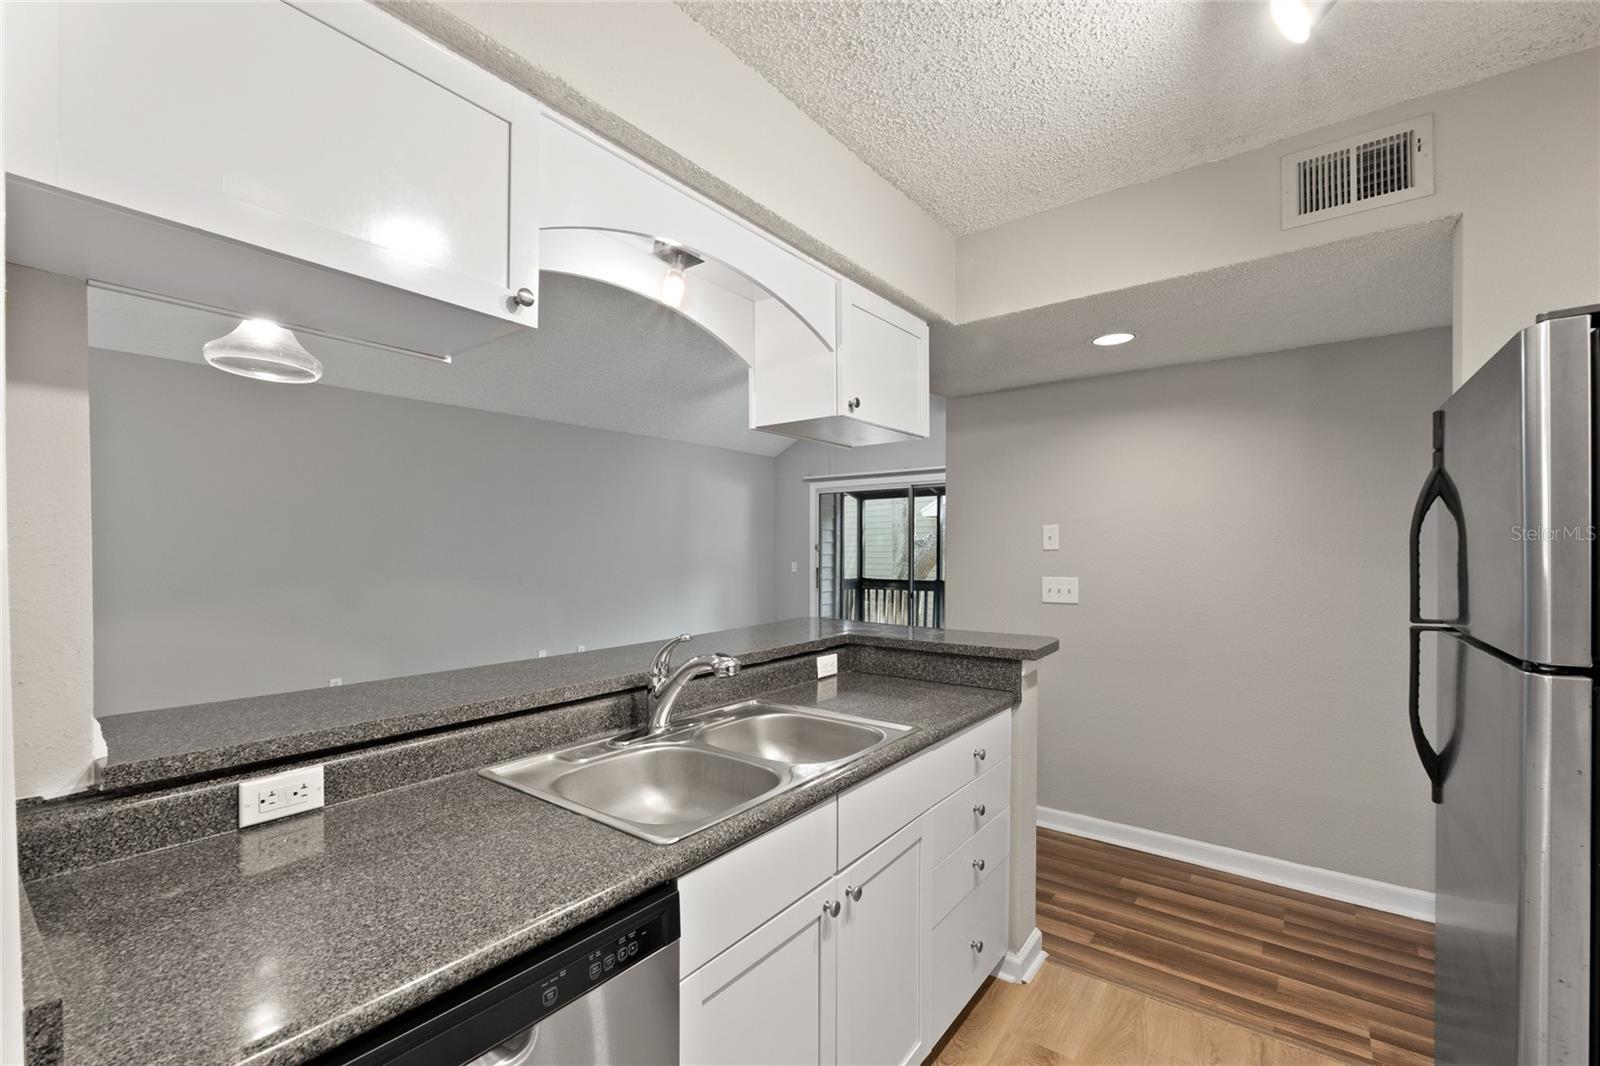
[748,278,930,447]
[4,1,541,331]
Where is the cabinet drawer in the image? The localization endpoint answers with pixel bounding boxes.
[680,800,836,977]
[930,857,1010,1039]
[838,711,1010,867]
[929,807,1011,924]
[922,759,1010,867]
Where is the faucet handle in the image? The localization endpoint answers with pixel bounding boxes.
[650,634,693,681]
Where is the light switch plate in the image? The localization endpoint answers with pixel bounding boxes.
[1042,524,1060,551]
[817,652,839,678]
[238,764,325,828]
[1042,576,1079,604]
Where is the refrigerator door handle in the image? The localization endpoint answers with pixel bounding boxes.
[1409,410,1468,626]
[1408,625,1444,803]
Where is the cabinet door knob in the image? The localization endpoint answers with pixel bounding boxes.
[970,939,984,953]
[846,884,863,902]
[847,396,861,411]
[973,747,987,761]
[822,900,841,918]
[972,857,986,872]
[973,803,987,817]
[511,287,536,309]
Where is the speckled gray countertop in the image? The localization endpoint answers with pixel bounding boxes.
[98,618,1055,791]
[27,672,1018,1066]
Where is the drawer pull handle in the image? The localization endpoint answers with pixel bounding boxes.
[846,885,863,902]
[972,857,986,872]
[973,748,987,761]
[970,939,984,953]
[823,900,841,918]
[511,287,536,309]
[973,803,987,817]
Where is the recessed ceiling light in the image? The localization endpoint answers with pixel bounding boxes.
[1091,332,1137,347]
[1271,0,1334,43]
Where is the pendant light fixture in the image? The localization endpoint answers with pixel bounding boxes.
[652,240,704,309]
[202,318,324,384]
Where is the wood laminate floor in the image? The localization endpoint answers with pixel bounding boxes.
[931,829,1435,1066]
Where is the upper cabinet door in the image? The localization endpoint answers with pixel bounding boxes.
[18,1,540,326]
[837,281,931,439]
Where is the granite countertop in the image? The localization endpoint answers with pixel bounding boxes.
[98,618,1056,791]
[21,892,63,1066]
[26,671,1020,1066]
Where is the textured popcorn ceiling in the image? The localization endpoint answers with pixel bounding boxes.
[930,216,1455,396]
[679,1,1600,234]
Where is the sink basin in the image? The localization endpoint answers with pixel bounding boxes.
[482,700,914,844]
[698,711,889,765]
[550,747,782,828]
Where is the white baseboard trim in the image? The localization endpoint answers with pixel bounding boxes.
[995,927,1047,984]
[1037,807,1434,922]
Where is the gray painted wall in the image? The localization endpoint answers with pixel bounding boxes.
[944,329,1451,890]
[772,396,946,618]
[90,349,780,716]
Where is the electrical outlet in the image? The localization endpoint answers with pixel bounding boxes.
[817,652,838,679]
[239,765,325,828]
[1042,524,1060,550]
[328,678,342,687]
[1042,576,1079,604]
[790,561,799,573]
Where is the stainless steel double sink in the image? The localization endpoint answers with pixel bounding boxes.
[481,700,914,844]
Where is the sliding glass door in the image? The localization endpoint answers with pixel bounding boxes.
[817,481,945,627]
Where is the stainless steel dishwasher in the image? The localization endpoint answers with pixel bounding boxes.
[320,885,679,1066]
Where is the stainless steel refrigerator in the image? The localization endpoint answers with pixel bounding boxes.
[1410,306,1595,1065]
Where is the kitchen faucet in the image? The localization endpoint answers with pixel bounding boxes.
[646,633,740,733]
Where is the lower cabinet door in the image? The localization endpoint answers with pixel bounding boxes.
[836,820,926,1066]
[681,876,839,1066]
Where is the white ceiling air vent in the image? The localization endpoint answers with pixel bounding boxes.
[1281,116,1434,229]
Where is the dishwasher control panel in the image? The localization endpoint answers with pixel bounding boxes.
[535,911,668,1013]
[320,884,680,1066]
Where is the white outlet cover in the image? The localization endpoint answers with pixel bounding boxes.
[817,652,839,678]
[238,764,325,828]
[1042,524,1060,550]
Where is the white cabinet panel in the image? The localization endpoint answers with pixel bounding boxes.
[929,807,1011,925]
[540,113,836,348]
[922,759,1011,868]
[837,822,925,1066]
[837,282,930,439]
[679,800,836,977]
[838,712,1011,868]
[681,877,839,1066]
[930,857,1010,1038]
[10,1,540,328]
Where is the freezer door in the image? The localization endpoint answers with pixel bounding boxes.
[1434,633,1592,1065]
[1439,313,1594,668]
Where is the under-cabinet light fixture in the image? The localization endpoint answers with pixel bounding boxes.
[203,318,324,384]
[652,241,704,309]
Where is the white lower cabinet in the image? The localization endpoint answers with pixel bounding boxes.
[680,711,1013,1065]
[680,876,838,1066]
[930,857,1011,1034]
[836,822,925,1066]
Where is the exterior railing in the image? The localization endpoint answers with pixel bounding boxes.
[841,578,944,628]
